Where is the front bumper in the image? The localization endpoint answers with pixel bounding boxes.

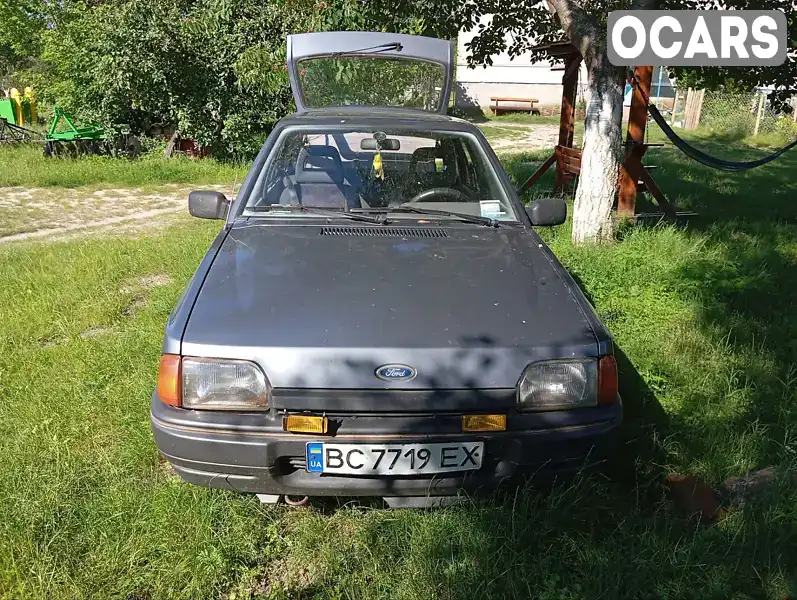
[151,393,622,498]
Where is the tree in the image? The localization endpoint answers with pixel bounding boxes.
[669,1,795,111]
[461,0,637,244]
[460,0,795,244]
[21,0,459,157]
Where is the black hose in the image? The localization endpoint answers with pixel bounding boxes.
[630,76,797,172]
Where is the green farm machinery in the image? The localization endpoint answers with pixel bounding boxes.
[1,89,141,157]
[0,89,41,143]
[42,107,141,157]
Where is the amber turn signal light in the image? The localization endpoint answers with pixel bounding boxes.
[284,415,328,434]
[462,414,506,432]
[598,355,618,404]
[157,354,181,407]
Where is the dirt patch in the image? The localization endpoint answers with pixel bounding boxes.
[481,123,562,152]
[120,273,174,294]
[122,294,148,317]
[79,326,114,339]
[38,333,70,348]
[157,454,180,480]
[0,183,228,243]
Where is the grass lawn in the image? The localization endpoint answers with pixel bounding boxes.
[478,125,532,144]
[1,136,797,599]
[0,144,247,188]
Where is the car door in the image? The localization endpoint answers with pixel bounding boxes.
[286,31,454,114]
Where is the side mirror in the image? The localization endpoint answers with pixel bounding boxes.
[526,198,566,226]
[189,190,229,220]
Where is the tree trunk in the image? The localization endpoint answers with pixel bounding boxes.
[571,51,625,244]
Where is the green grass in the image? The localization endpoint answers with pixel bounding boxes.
[487,112,561,125]
[1,133,797,598]
[452,106,561,126]
[478,125,531,144]
[0,144,247,188]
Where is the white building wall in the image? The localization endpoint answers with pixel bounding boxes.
[455,18,675,110]
[455,19,588,110]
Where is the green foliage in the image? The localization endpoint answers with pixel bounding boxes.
[299,56,445,111]
[0,144,246,189]
[667,0,795,111]
[4,0,459,158]
[1,133,797,598]
[0,0,51,55]
[462,0,794,113]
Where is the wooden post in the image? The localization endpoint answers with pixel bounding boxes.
[554,146,567,192]
[683,88,705,130]
[684,89,693,129]
[753,92,765,136]
[694,89,706,129]
[516,47,582,196]
[517,153,556,194]
[553,52,581,191]
[617,65,651,216]
[558,54,580,148]
[627,65,650,144]
[670,90,679,125]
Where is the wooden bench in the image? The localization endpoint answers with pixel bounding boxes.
[490,97,539,116]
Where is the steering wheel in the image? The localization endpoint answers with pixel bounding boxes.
[407,187,471,204]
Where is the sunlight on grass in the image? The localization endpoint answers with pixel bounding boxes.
[0,135,796,598]
[0,145,248,188]
[478,125,530,144]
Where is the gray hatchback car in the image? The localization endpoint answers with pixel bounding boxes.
[151,31,621,507]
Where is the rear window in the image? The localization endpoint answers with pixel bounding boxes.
[298,57,445,112]
[245,127,517,222]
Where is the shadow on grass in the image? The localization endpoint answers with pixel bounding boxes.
[277,131,797,599]
[648,133,797,474]
[283,137,797,598]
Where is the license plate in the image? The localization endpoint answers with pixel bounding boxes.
[305,441,484,475]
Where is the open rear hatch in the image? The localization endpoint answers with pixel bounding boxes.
[287,31,454,114]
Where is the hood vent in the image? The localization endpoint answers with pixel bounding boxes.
[320,226,448,238]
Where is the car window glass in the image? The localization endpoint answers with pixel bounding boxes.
[298,57,445,112]
[249,127,517,221]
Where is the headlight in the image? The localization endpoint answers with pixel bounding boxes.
[517,359,598,411]
[182,357,271,410]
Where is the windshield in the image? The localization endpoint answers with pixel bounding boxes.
[245,127,518,222]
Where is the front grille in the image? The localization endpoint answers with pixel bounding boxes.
[320,226,448,238]
[272,388,517,413]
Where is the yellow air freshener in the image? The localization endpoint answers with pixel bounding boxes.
[372,151,384,180]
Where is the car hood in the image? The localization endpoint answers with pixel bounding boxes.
[181,222,598,391]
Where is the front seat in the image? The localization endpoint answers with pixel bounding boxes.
[408,145,458,191]
[279,146,359,209]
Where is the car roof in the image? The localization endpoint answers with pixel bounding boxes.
[276,109,480,133]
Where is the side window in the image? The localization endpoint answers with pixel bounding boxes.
[460,141,491,198]
[259,134,303,205]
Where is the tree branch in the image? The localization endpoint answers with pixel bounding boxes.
[545,0,599,57]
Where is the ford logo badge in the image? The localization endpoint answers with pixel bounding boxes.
[375,364,417,382]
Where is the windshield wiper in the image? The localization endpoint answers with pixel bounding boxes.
[331,42,403,58]
[251,204,388,224]
[384,205,500,227]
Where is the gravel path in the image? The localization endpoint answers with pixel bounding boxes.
[0,184,229,243]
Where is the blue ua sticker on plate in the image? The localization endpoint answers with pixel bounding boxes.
[306,442,324,473]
